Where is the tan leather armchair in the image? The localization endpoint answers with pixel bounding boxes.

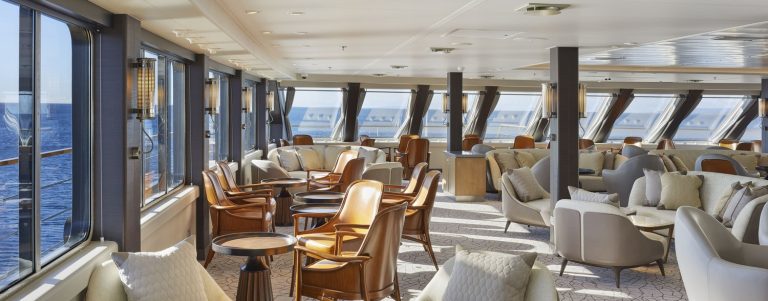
[394,134,419,162]
[202,170,273,268]
[214,161,276,217]
[308,157,365,192]
[294,203,407,301]
[382,162,427,200]
[554,200,666,288]
[676,206,768,301]
[306,149,358,180]
[461,135,482,151]
[292,134,314,145]
[513,135,535,149]
[401,170,441,269]
[656,138,676,150]
[399,138,430,179]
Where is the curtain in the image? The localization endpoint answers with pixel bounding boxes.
[331,88,348,140]
[463,92,485,136]
[395,89,418,138]
[353,89,366,136]
[523,95,544,137]
[283,87,295,139]
[645,94,685,143]
[417,90,434,135]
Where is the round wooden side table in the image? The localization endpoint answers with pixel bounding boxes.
[260,178,308,226]
[293,191,344,204]
[211,232,296,301]
[290,203,340,230]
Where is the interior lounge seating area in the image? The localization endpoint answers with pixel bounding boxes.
[7,1,768,301]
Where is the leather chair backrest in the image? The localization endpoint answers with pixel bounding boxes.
[360,135,375,147]
[332,150,359,174]
[656,139,676,150]
[406,139,430,166]
[736,142,754,151]
[216,161,239,192]
[403,162,428,194]
[411,170,441,209]
[578,139,595,150]
[398,134,420,153]
[337,180,383,225]
[338,158,366,192]
[202,170,231,206]
[718,138,738,149]
[623,136,643,147]
[293,134,314,145]
[513,135,535,149]
[357,203,407,293]
[694,154,750,176]
[462,136,482,151]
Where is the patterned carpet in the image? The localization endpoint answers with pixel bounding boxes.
[207,191,688,300]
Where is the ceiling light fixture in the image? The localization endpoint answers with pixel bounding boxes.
[288,11,305,16]
[262,31,272,35]
[372,73,386,77]
[390,65,408,69]
[246,10,261,15]
[430,47,456,54]
[517,3,570,16]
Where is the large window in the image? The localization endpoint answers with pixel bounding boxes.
[422,91,478,139]
[485,92,540,140]
[741,117,762,141]
[140,50,186,206]
[582,93,611,135]
[0,4,90,291]
[242,81,256,153]
[207,71,229,167]
[674,95,748,142]
[357,89,410,139]
[607,94,676,142]
[288,88,342,139]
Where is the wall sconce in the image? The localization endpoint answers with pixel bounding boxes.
[206,78,219,115]
[578,83,587,118]
[242,86,253,113]
[540,82,587,119]
[266,90,275,111]
[441,93,468,113]
[759,97,768,117]
[132,58,156,120]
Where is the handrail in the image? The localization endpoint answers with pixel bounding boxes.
[0,148,73,167]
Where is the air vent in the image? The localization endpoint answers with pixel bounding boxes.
[430,47,456,54]
[372,73,386,77]
[516,3,571,16]
[390,65,408,69]
[590,56,625,61]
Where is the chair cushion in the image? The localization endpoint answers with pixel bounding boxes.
[296,147,323,170]
[714,181,751,220]
[495,152,520,172]
[568,186,619,207]
[579,151,605,175]
[507,167,548,202]
[670,155,689,172]
[515,151,537,168]
[277,149,302,172]
[444,245,536,301]
[721,184,768,227]
[111,241,207,301]
[659,173,704,210]
[643,169,664,207]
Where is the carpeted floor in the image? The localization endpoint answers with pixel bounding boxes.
[207,191,688,300]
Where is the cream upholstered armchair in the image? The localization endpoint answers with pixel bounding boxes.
[676,207,768,301]
[554,200,666,288]
[500,171,551,231]
[761,204,768,245]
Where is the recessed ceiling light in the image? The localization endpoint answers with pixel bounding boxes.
[390,65,408,70]
[430,47,456,54]
[450,42,473,46]
[246,10,261,15]
[623,42,638,46]
[480,75,495,79]
[372,73,386,77]
[288,11,305,16]
[262,31,272,35]
[295,31,308,35]
[516,3,570,16]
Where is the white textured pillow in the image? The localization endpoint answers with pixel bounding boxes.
[579,151,605,175]
[568,186,619,207]
[296,147,323,170]
[112,241,207,301]
[444,245,536,301]
[277,149,301,172]
[357,148,379,165]
[323,145,350,170]
[514,151,537,168]
[507,167,548,202]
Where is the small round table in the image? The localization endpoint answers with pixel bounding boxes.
[212,232,296,301]
[629,215,674,262]
[294,191,344,204]
[290,203,340,229]
[260,178,308,226]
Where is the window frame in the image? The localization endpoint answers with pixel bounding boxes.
[483,91,542,141]
[356,89,412,139]
[288,87,344,140]
[606,93,678,142]
[673,94,751,143]
[206,70,230,167]
[242,80,257,154]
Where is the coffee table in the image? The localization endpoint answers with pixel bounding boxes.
[260,178,308,226]
[212,232,296,301]
[294,191,344,204]
[629,215,674,262]
[290,203,340,229]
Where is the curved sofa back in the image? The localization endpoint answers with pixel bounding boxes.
[267,145,386,170]
[650,149,768,172]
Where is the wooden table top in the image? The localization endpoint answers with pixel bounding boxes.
[261,177,308,187]
[294,191,344,203]
[212,232,296,257]
[290,203,340,215]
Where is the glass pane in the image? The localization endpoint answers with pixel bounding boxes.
[0,1,26,289]
[607,94,675,142]
[485,92,540,140]
[357,89,410,139]
[207,72,229,167]
[242,82,256,152]
[422,91,447,139]
[289,88,342,139]
[741,117,761,141]
[582,93,610,134]
[141,51,165,202]
[168,61,185,189]
[674,95,747,142]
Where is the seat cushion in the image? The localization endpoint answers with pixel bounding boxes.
[297,232,365,255]
[659,173,703,210]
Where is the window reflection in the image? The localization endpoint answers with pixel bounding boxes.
[357,89,410,139]
[607,94,675,142]
[485,92,540,140]
[675,95,747,142]
[288,88,342,139]
[422,91,478,139]
[207,71,229,166]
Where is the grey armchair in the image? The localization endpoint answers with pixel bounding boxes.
[531,156,551,192]
[470,144,495,154]
[760,204,768,246]
[694,153,752,176]
[676,207,768,301]
[555,200,666,288]
[621,145,649,158]
[602,155,665,207]
[501,172,551,231]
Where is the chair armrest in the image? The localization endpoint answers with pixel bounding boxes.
[383,184,405,189]
[409,205,429,210]
[237,183,274,190]
[295,246,370,263]
[227,194,270,202]
[212,203,268,211]
[225,190,272,197]
[334,223,370,232]
[335,231,367,254]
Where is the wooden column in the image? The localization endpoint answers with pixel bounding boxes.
[188,53,210,259]
[408,85,431,135]
[267,81,283,142]
[548,47,580,206]
[98,14,142,251]
[343,83,362,142]
[255,79,269,158]
[762,78,768,153]
[659,90,703,140]
[230,71,244,169]
[447,72,463,152]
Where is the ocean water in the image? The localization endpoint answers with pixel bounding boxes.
[0,103,74,286]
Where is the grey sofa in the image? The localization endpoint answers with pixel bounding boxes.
[602,154,665,207]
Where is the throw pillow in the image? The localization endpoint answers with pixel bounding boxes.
[643,169,664,207]
[579,151,605,175]
[603,152,616,171]
[568,186,619,207]
[507,167,548,202]
[720,184,768,227]
[494,152,519,172]
[670,155,689,172]
[614,154,629,168]
[323,145,350,170]
[712,181,750,219]
[658,173,704,210]
[357,148,379,165]
[731,154,759,174]
[444,245,536,301]
[514,151,537,168]
[660,155,677,172]
[276,149,301,172]
[296,147,323,170]
[112,241,207,301]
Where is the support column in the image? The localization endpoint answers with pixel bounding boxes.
[548,47,580,206]
[761,79,768,153]
[407,85,431,135]
[189,54,210,259]
[343,83,362,142]
[98,14,142,251]
[447,72,463,152]
[255,79,269,158]
[659,90,703,140]
[230,71,244,169]
[267,81,283,142]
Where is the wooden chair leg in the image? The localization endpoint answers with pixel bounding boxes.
[559,258,568,276]
[613,267,622,288]
[504,221,512,233]
[422,234,439,270]
[290,251,298,297]
[392,268,402,301]
[358,265,368,301]
[656,259,666,277]
[203,248,215,268]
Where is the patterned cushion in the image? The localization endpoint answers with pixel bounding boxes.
[296,147,323,170]
[277,149,301,172]
[658,173,704,210]
[713,181,750,219]
[579,151,605,175]
[660,155,677,172]
[494,152,519,172]
[507,167,549,202]
[670,155,689,172]
[568,186,619,207]
[514,151,537,168]
[444,245,536,301]
[112,241,207,301]
[721,184,768,227]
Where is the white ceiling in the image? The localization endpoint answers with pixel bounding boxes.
[89,0,768,84]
